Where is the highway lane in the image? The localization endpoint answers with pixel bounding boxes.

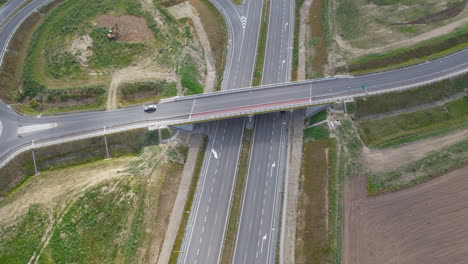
[0,0,54,65]
[233,0,294,263]
[177,0,263,263]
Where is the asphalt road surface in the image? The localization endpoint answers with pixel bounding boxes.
[233,0,294,263]
[1,49,467,166]
[0,0,54,65]
[177,0,263,263]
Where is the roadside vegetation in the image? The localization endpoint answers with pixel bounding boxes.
[221,129,253,264]
[348,73,467,118]
[0,137,189,263]
[306,0,329,78]
[358,96,468,148]
[187,0,228,90]
[169,137,207,264]
[292,0,305,80]
[252,0,271,86]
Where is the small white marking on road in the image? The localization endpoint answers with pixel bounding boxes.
[261,234,267,253]
[211,148,219,159]
[197,248,200,255]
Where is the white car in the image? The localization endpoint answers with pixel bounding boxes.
[144,104,157,113]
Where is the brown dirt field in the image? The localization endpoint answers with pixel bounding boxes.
[95,14,153,43]
[362,129,468,173]
[343,165,468,264]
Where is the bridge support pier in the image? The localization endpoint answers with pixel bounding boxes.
[246,115,255,130]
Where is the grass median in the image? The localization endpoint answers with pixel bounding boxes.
[252,0,271,86]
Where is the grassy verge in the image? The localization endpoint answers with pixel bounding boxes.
[306,0,328,78]
[0,129,158,196]
[345,27,468,75]
[296,138,336,264]
[329,119,363,263]
[304,123,330,141]
[357,96,468,148]
[368,140,468,195]
[119,81,177,105]
[0,205,49,263]
[307,109,327,126]
[252,0,271,86]
[220,129,252,263]
[349,73,467,118]
[179,55,204,95]
[161,128,176,140]
[292,0,305,81]
[231,0,242,5]
[169,136,207,264]
[188,0,228,91]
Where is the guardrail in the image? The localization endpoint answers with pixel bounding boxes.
[1,66,467,169]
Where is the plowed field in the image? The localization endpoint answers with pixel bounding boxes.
[343,165,468,264]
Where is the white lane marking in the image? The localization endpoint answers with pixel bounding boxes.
[17,123,57,135]
[261,234,267,253]
[240,16,247,28]
[272,162,276,168]
[211,148,219,159]
[0,120,2,137]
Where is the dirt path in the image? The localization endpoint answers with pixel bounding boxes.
[168,2,216,93]
[106,60,176,110]
[298,0,314,80]
[361,129,468,172]
[343,165,468,264]
[337,17,468,57]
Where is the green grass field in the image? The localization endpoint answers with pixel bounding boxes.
[0,205,48,263]
[39,178,141,263]
[350,73,467,118]
[304,123,330,142]
[357,96,468,148]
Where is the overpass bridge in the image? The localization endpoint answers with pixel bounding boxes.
[0,49,467,168]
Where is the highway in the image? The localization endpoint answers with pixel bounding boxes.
[177,0,263,263]
[0,2,467,263]
[232,0,294,263]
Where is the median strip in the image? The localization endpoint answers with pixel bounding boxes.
[252,0,271,86]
